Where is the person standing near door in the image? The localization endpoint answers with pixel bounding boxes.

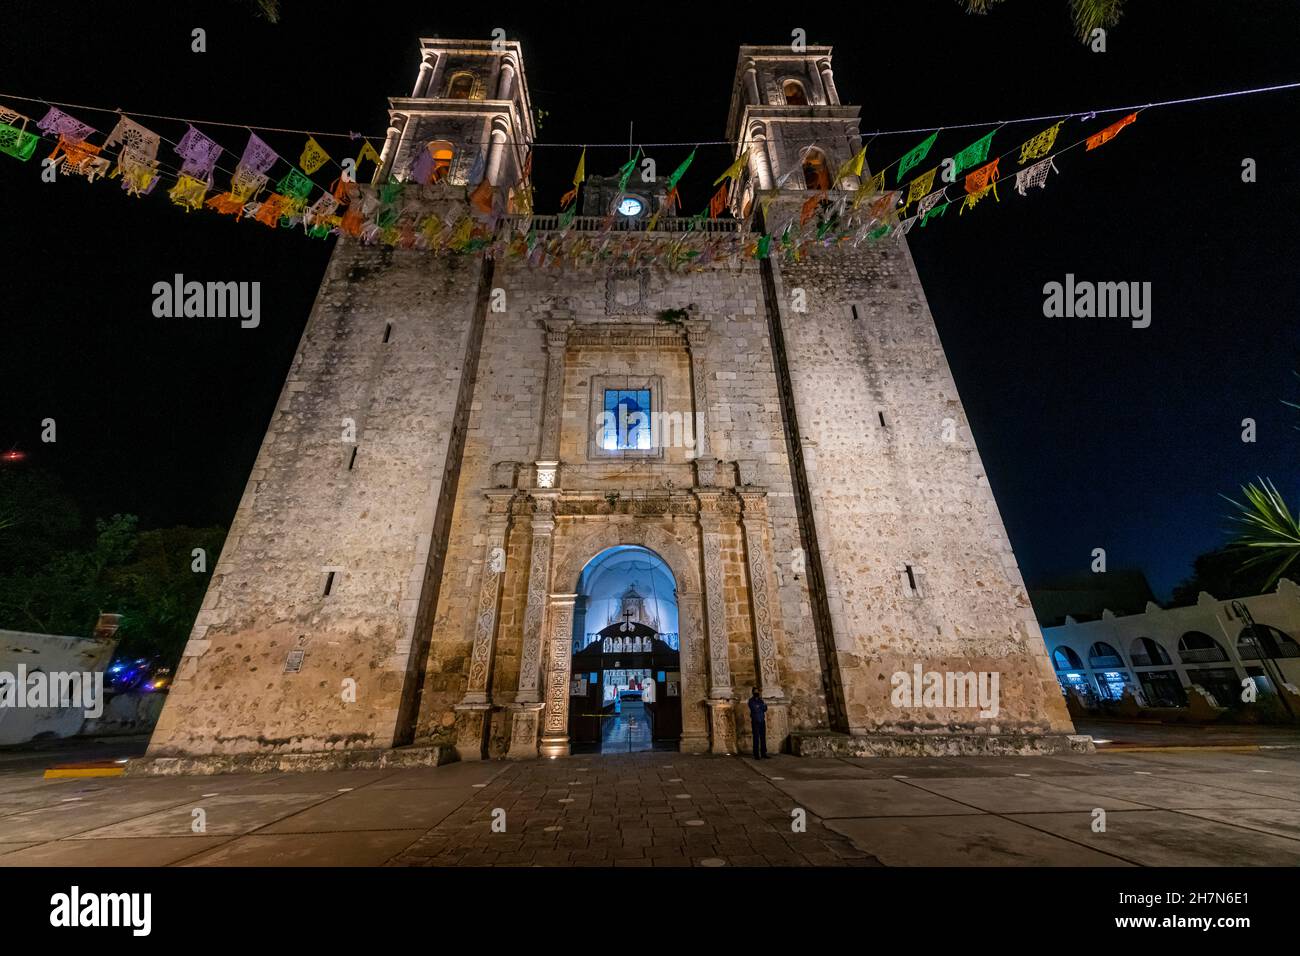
[748,688,768,759]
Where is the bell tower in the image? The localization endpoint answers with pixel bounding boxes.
[724,45,863,217]
[379,38,534,194]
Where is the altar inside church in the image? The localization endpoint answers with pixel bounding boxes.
[568,619,682,753]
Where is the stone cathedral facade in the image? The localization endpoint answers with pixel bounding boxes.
[145,38,1078,768]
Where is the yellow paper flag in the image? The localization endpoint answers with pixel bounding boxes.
[712,149,750,186]
[356,140,382,173]
[300,136,331,174]
[572,147,586,188]
[834,146,867,186]
[902,167,937,215]
[560,147,586,208]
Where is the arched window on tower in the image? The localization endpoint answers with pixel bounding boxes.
[802,148,830,191]
[447,73,475,100]
[428,141,454,182]
[783,79,808,106]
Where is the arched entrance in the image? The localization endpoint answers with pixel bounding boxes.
[567,545,683,754]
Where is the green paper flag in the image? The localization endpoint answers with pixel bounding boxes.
[617,147,642,193]
[277,168,314,201]
[0,123,38,161]
[666,148,696,190]
[897,131,938,180]
[756,234,771,259]
[920,201,950,227]
[951,131,995,178]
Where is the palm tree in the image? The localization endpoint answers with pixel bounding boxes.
[960,0,1126,43]
[1223,479,1300,590]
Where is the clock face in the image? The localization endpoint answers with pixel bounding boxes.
[617,196,644,217]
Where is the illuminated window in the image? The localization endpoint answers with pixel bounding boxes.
[802,148,829,190]
[783,79,808,106]
[602,388,651,450]
[429,142,454,182]
[447,73,474,99]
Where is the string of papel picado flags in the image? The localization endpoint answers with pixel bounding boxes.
[1,81,1296,267]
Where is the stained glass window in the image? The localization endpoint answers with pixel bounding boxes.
[601,388,651,450]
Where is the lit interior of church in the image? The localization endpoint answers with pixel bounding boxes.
[569,546,681,753]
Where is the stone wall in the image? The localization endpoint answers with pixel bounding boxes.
[148,241,491,757]
[148,205,1072,761]
[408,256,833,756]
[765,207,1073,738]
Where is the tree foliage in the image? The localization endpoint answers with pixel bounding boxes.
[0,467,224,663]
[959,0,1126,43]
[1223,478,1300,592]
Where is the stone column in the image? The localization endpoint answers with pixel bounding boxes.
[412,53,437,98]
[749,132,775,192]
[817,60,840,106]
[486,119,510,186]
[535,315,571,487]
[742,60,761,105]
[738,491,783,697]
[428,53,448,99]
[696,489,736,753]
[453,491,513,760]
[377,114,408,183]
[539,593,578,758]
[506,492,557,759]
[497,57,518,102]
[677,591,711,753]
[684,319,712,460]
[738,489,790,754]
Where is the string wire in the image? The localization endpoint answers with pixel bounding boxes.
[1,77,1297,149]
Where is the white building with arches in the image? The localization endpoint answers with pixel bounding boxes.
[1041,580,1300,710]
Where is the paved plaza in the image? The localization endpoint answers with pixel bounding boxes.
[1,733,1298,866]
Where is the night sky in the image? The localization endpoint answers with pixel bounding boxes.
[2,0,1297,601]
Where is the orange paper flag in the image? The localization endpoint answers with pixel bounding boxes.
[1086,113,1137,151]
[708,183,728,219]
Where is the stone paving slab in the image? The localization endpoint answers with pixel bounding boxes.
[258,786,470,833]
[826,814,1129,866]
[900,775,1150,813]
[0,836,233,867]
[1145,771,1300,801]
[1170,807,1300,842]
[0,775,80,797]
[76,792,336,838]
[1007,809,1300,866]
[741,756,875,781]
[367,762,506,791]
[1042,773,1300,809]
[840,754,1110,778]
[180,830,428,866]
[0,793,207,843]
[773,778,982,819]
